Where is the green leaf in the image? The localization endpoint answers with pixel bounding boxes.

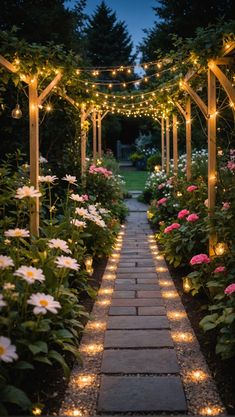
[48,350,70,378]
[54,329,74,339]
[28,341,48,355]
[14,361,34,370]
[1,385,32,410]
[63,343,81,359]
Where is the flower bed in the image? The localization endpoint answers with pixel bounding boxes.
[0,153,127,415]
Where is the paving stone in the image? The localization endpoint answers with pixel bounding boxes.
[116,272,156,279]
[97,376,187,412]
[101,349,179,374]
[115,284,159,291]
[138,306,166,315]
[113,291,135,299]
[137,278,157,284]
[111,298,164,307]
[109,307,136,316]
[104,330,173,348]
[118,262,136,267]
[107,316,169,329]
[118,267,156,273]
[115,279,136,284]
[138,290,162,298]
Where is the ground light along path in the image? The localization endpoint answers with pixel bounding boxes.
[60,198,225,417]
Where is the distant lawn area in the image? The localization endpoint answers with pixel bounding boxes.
[121,170,148,191]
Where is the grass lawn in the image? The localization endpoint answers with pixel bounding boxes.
[120,170,148,191]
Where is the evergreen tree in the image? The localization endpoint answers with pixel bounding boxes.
[85,0,135,66]
[140,0,235,59]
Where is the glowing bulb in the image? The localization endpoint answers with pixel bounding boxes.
[32,408,42,416]
[46,104,52,112]
[200,406,224,416]
[162,291,179,299]
[167,311,187,320]
[11,104,22,119]
[171,331,194,343]
[76,374,96,387]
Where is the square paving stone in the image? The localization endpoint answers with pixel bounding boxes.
[97,376,187,412]
[101,349,179,374]
[118,262,136,267]
[111,298,164,307]
[118,267,156,273]
[109,307,136,316]
[104,330,173,348]
[138,306,166,315]
[137,279,157,284]
[115,284,159,291]
[107,316,169,329]
[115,279,136,284]
[117,273,156,279]
[138,290,162,298]
[113,291,135,299]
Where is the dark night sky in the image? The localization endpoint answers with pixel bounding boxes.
[65,0,157,51]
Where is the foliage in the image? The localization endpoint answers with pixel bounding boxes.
[146,153,162,171]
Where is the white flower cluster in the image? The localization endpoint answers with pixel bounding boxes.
[74,204,106,228]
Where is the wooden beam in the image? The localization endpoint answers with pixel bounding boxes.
[184,69,196,82]
[92,109,97,163]
[98,111,102,159]
[166,116,170,175]
[185,98,192,181]
[101,110,109,121]
[208,69,217,256]
[182,81,208,119]
[208,61,235,106]
[81,105,87,177]
[213,57,234,65]
[161,117,165,170]
[175,101,186,119]
[38,72,62,105]
[173,114,178,175]
[28,77,40,236]
[0,54,17,73]
[222,41,235,56]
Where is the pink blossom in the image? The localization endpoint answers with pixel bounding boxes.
[230,149,235,156]
[89,165,112,177]
[186,213,199,222]
[224,283,235,295]
[222,202,230,210]
[157,197,168,206]
[227,161,235,171]
[187,185,198,192]
[158,183,165,190]
[81,194,89,201]
[213,266,226,274]
[190,254,210,265]
[164,223,181,233]
[178,209,190,219]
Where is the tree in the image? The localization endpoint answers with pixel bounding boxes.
[140,0,235,59]
[84,0,135,66]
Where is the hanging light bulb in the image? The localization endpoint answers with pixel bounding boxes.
[11,104,22,119]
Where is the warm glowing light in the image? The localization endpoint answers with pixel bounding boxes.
[150,244,156,250]
[97,299,111,306]
[167,311,187,320]
[32,407,42,416]
[183,277,191,293]
[159,279,173,287]
[103,274,115,281]
[154,165,161,172]
[171,331,194,343]
[156,255,164,260]
[107,265,117,271]
[11,104,22,119]
[99,288,113,295]
[187,369,208,382]
[152,250,159,256]
[199,406,224,416]
[157,267,167,272]
[86,321,106,331]
[215,242,228,256]
[162,291,179,299]
[177,191,182,197]
[111,253,120,259]
[46,104,52,112]
[80,343,103,354]
[75,374,96,387]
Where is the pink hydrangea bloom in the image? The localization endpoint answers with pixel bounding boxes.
[157,197,168,206]
[224,283,235,295]
[178,209,190,219]
[190,254,210,265]
[222,202,230,210]
[89,165,112,177]
[164,223,181,233]
[213,266,226,274]
[187,185,198,192]
[186,213,199,222]
[227,161,235,171]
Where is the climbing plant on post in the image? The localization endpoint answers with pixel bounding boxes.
[172,114,178,175]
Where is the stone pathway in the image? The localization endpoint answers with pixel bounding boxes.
[97,200,186,414]
[60,198,225,417]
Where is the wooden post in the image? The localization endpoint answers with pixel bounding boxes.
[92,109,97,163]
[185,98,192,181]
[208,69,217,256]
[98,111,102,159]
[166,116,170,175]
[28,77,40,236]
[81,105,87,176]
[161,117,165,170]
[173,114,178,175]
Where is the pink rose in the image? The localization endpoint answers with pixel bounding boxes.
[178,209,190,219]
[213,266,226,274]
[224,283,235,295]
[227,161,235,171]
[187,185,198,192]
[81,194,89,201]
[157,197,168,206]
[222,202,230,210]
[186,213,199,222]
[164,223,180,233]
[190,254,210,265]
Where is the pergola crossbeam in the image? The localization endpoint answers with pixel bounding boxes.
[208,61,235,106]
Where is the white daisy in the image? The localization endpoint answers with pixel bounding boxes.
[0,295,7,310]
[48,238,72,254]
[3,283,15,291]
[0,255,14,269]
[38,175,58,184]
[27,293,61,315]
[70,219,87,228]
[4,228,30,238]
[15,186,42,199]
[62,175,77,185]
[0,336,18,362]
[70,194,85,202]
[55,255,80,271]
[14,266,45,284]
[75,207,89,217]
